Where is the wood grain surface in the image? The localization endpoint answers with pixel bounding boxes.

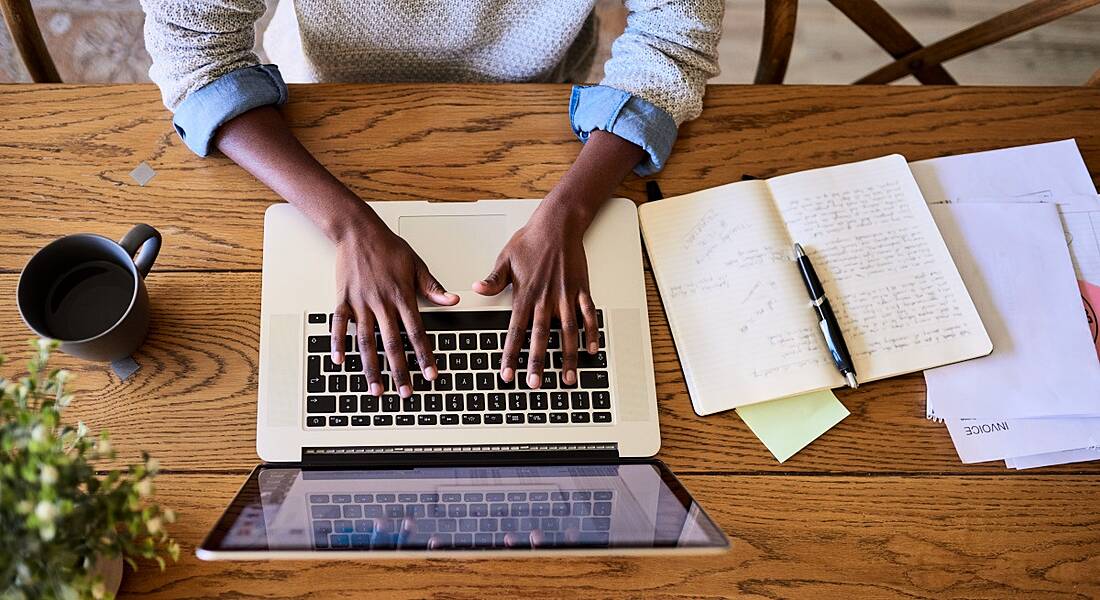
[1,84,1099,598]
[119,474,1100,600]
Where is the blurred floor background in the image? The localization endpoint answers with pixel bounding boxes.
[2,0,1098,85]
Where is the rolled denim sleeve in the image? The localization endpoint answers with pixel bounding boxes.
[569,84,677,176]
[172,64,288,156]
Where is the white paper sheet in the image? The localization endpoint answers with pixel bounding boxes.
[924,203,1100,419]
[1006,446,1100,469]
[945,417,1100,463]
[909,139,1099,208]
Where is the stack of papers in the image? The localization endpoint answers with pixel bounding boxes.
[910,140,1100,468]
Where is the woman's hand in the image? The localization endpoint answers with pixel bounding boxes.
[330,213,459,398]
[473,198,600,389]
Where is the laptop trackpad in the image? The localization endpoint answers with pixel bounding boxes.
[398,214,509,292]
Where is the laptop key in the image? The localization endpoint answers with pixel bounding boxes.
[571,392,590,410]
[306,416,326,427]
[308,313,327,324]
[527,412,547,424]
[382,395,400,412]
[412,374,432,392]
[467,393,486,411]
[462,414,482,425]
[351,415,370,426]
[491,352,503,370]
[445,394,464,412]
[307,376,325,393]
[323,356,341,373]
[455,373,474,391]
[425,394,443,412]
[433,373,453,391]
[570,412,591,423]
[448,354,468,370]
[373,415,393,426]
[350,375,368,392]
[592,391,611,409]
[484,413,503,425]
[440,414,459,425]
[459,333,477,350]
[550,392,568,410]
[360,395,379,412]
[479,333,498,350]
[579,371,609,389]
[328,415,348,426]
[488,393,506,411]
[307,396,336,413]
[418,414,437,426]
[396,415,415,426]
[329,374,347,393]
[506,413,525,424]
[402,395,422,412]
[470,353,489,370]
[549,412,568,423]
[308,355,321,378]
[508,393,527,410]
[438,333,457,351]
[345,354,363,372]
[496,373,515,390]
[540,372,557,389]
[530,392,548,410]
[593,412,612,423]
[476,372,495,390]
[338,395,357,413]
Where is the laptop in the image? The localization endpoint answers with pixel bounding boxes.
[197,199,728,558]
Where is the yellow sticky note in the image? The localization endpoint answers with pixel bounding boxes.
[736,390,849,463]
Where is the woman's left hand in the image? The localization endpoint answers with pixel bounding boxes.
[473,197,600,389]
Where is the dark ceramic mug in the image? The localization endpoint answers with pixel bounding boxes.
[17,224,162,362]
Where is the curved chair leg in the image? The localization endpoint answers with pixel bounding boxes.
[754,0,798,84]
[1,0,61,83]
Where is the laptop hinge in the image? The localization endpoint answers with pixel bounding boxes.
[301,443,619,467]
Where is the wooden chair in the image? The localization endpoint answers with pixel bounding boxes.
[755,0,1100,86]
[1,0,61,82]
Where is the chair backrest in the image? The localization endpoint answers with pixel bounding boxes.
[755,0,1100,86]
[1,0,60,82]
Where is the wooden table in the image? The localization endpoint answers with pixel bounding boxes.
[2,83,1099,599]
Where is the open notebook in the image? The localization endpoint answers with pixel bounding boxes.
[640,155,991,415]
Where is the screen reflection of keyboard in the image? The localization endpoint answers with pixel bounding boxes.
[308,491,614,550]
[303,309,614,430]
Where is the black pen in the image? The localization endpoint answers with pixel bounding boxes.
[793,243,858,389]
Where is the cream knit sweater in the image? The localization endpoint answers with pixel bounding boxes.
[141,0,723,126]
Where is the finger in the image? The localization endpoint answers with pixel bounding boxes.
[473,256,512,296]
[529,529,545,548]
[397,293,437,380]
[558,296,579,386]
[500,296,532,383]
[527,300,551,389]
[578,289,599,354]
[377,308,413,398]
[356,307,383,396]
[330,303,352,363]
[418,264,460,306]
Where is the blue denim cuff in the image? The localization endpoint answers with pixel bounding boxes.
[172,64,288,156]
[569,85,678,177]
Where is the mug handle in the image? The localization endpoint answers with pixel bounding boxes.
[119,224,162,278]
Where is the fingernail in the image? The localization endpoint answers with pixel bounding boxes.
[589,342,598,353]
[333,353,343,364]
[527,373,540,388]
[565,370,576,385]
[424,366,438,380]
[370,383,382,396]
[443,292,458,301]
[502,367,514,382]
[399,385,412,397]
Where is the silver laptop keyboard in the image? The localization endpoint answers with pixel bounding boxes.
[303,309,614,429]
[308,490,614,549]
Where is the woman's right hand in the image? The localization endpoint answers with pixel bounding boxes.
[329,215,459,398]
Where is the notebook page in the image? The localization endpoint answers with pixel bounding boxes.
[768,155,992,382]
[639,180,834,414]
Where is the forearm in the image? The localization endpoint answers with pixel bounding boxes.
[543,130,647,228]
[213,105,383,241]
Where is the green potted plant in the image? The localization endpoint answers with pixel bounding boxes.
[1,340,179,600]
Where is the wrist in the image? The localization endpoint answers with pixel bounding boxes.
[320,195,388,244]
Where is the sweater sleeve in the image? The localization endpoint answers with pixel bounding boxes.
[570,0,723,175]
[140,0,288,156]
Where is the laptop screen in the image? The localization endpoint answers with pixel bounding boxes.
[200,461,727,555]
